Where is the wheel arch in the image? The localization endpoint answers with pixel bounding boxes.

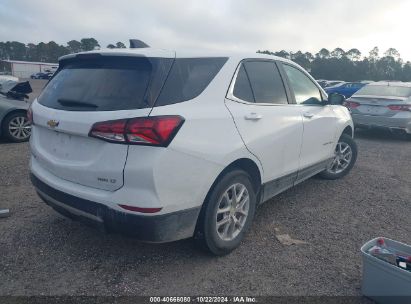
[342,125,353,138]
[1,108,28,124]
[194,157,262,236]
[0,108,28,136]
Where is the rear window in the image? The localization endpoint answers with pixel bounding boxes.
[38,56,173,111]
[38,56,228,111]
[355,85,411,98]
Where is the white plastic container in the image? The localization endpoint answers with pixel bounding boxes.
[361,237,411,304]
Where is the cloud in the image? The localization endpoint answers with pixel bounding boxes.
[0,0,410,59]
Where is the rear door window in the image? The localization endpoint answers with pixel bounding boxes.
[38,56,173,111]
[242,61,288,104]
[232,64,254,102]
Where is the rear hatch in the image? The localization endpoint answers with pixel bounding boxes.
[30,52,175,191]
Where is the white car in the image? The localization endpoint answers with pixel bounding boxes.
[29,48,357,255]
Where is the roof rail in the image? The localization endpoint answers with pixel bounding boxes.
[129,39,150,49]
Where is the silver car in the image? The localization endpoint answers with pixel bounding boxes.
[345,82,411,136]
[0,78,32,142]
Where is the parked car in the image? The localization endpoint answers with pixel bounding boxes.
[325,82,366,98]
[29,48,357,255]
[30,72,53,80]
[316,80,328,88]
[324,80,345,88]
[0,79,32,142]
[345,82,411,136]
[0,75,19,82]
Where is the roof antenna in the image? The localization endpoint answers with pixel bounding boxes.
[129,39,150,48]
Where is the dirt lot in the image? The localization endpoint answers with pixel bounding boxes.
[0,80,410,297]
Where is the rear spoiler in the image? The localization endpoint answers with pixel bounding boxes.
[129,39,149,48]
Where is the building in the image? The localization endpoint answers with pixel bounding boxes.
[0,60,58,78]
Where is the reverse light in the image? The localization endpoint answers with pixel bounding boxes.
[388,104,411,112]
[89,116,184,147]
[118,204,162,214]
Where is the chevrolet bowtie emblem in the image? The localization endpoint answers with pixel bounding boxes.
[47,119,59,128]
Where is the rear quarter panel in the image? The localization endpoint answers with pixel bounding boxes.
[146,100,263,213]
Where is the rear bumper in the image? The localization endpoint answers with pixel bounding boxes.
[352,113,411,133]
[31,173,201,243]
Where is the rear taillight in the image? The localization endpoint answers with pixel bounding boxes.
[90,119,127,143]
[27,104,33,124]
[89,116,184,147]
[388,104,411,112]
[343,101,360,109]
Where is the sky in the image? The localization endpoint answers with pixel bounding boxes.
[1,0,410,60]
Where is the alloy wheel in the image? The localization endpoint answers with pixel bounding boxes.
[327,142,352,174]
[216,183,249,241]
[8,116,31,140]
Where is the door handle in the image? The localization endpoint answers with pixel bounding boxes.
[303,112,314,119]
[244,113,262,121]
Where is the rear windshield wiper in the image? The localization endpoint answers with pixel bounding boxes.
[57,98,98,108]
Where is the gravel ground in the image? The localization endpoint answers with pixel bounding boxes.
[0,128,410,297]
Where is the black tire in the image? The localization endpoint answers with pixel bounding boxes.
[2,112,31,143]
[196,169,257,256]
[319,134,357,180]
[391,129,411,141]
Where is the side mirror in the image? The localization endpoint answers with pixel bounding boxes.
[328,93,345,105]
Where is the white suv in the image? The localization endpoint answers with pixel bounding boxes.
[29,48,357,255]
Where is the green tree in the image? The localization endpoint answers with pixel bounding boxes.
[0,42,7,59]
[107,44,116,49]
[4,41,27,60]
[274,50,290,59]
[304,52,314,62]
[26,43,38,61]
[67,40,82,53]
[36,42,48,62]
[115,42,126,48]
[80,38,100,51]
[291,51,311,70]
[369,47,379,61]
[317,48,330,59]
[46,41,64,62]
[330,48,345,59]
[384,48,401,61]
[346,48,361,61]
[401,62,411,81]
